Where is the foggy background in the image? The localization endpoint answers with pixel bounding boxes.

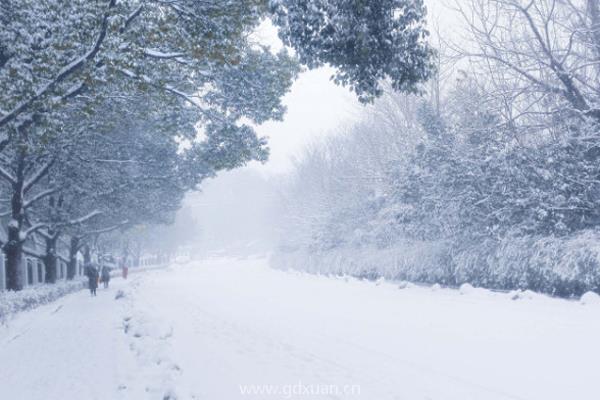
[184,0,461,256]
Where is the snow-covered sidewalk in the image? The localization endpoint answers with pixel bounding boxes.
[0,276,136,399]
[1,257,599,400]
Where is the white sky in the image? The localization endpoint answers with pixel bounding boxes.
[251,68,362,175]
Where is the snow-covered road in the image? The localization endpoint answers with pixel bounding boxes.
[1,257,598,400]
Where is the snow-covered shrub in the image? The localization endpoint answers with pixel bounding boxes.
[0,279,86,324]
[453,231,600,297]
[273,230,600,298]
[272,240,449,283]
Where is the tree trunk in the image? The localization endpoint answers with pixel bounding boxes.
[3,225,23,291]
[2,149,26,291]
[67,236,80,280]
[83,244,92,265]
[44,233,59,284]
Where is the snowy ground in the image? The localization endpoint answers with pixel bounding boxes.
[1,257,598,400]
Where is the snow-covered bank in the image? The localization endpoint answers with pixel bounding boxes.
[2,257,599,399]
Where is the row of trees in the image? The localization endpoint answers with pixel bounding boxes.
[0,0,434,290]
[277,0,600,297]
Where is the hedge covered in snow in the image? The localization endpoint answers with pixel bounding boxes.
[272,231,600,298]
[0,279,86,324]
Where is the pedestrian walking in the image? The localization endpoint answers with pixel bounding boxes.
[85,264,99,296]
[101,265,111,288]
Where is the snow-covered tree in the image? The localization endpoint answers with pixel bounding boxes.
[270,0,434,102]
[454,0,600,128]
[0,0,434,290]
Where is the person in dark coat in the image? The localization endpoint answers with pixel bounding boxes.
[86,265,99,296]
[101,265,111,289]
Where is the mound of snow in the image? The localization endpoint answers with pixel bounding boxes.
[459,283,474,295]
[397,281,414,289]
[431,283,442,291]
[508,290,522,300]
[580,291,600,305]
[509,289,540,301]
